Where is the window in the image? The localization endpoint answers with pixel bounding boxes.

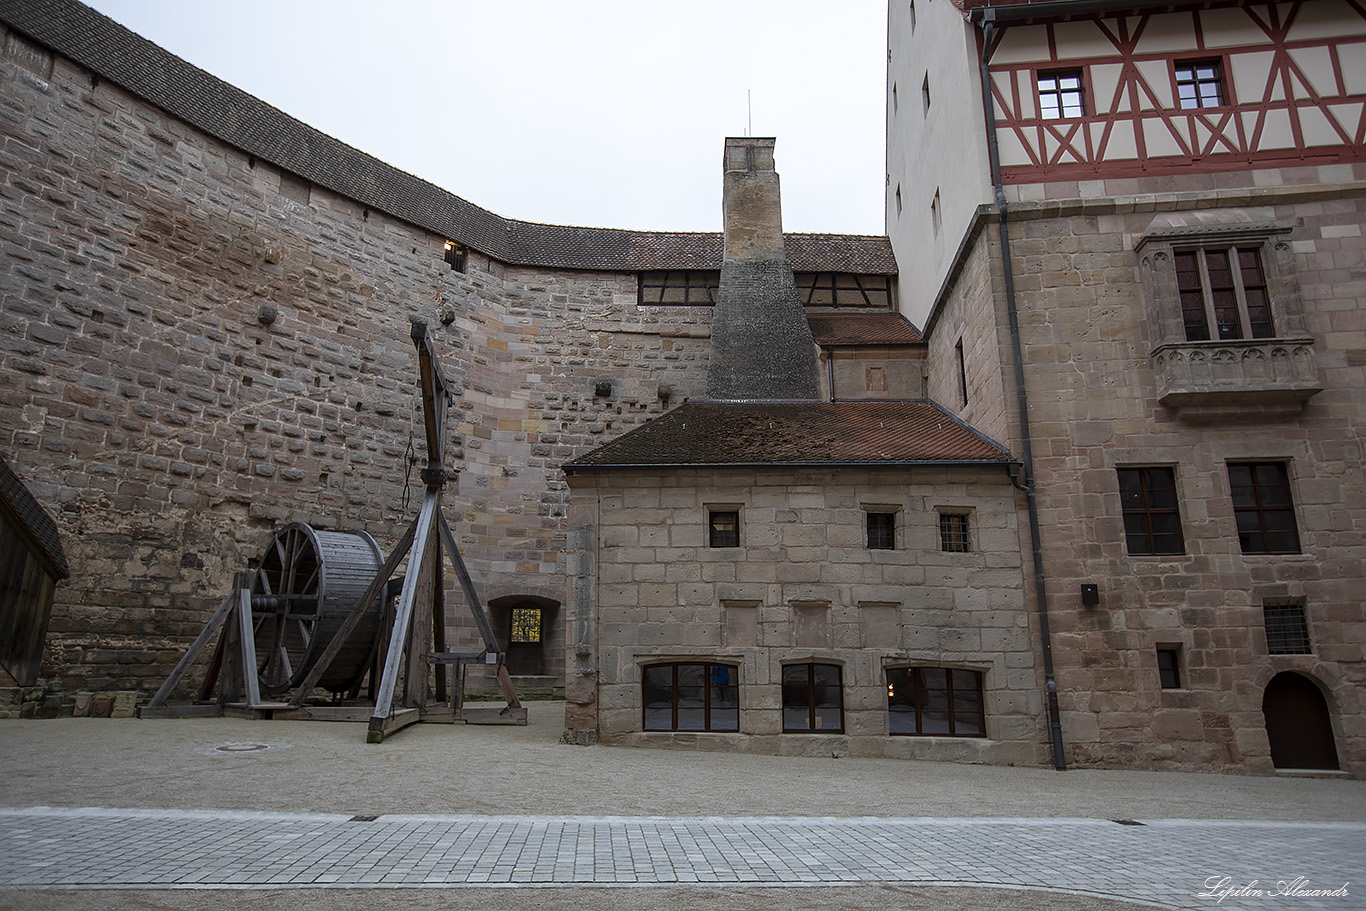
[1118,467,1184,556]
[1175,60,1224,109]
[887,667,985,736]
[867,512,895,550]
[1156,646,1182,689]
[1038,70,1084,119]
[1264,602,1312,655]
[1228,462,1299,554]
[955,338,967,407]
[1175,247,1273,341]
[921,73,931,114]
[708,510,740,548]
[510,607,541,643]
[443,241,467,272]
[782,663,843,732]
[793,272,895,309]
[939,513,970,553]
[642,663,739,732]
[638,270,718,306]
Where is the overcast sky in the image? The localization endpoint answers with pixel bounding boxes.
[84,1,889,236]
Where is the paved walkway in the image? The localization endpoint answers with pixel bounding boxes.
[1,807,1360,909]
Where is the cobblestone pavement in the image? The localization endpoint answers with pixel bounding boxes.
[0,807,1360,910]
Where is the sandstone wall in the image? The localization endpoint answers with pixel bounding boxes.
[565,466,1047,764]
[0,37,712,698]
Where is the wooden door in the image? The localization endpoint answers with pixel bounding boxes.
[1262,672,1339,770]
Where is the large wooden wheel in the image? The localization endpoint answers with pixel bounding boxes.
[250,524,384,696]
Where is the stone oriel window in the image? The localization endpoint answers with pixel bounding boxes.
[1264,602,1312,655]
[642,663,739,732]
[1175,247,1273,341]
[1118,467,1184,556]
[886,667,985,736]
[938,512,970,553]
[866,511,895,550]
[781,663,843,733]
[708,510,740,548]
[1037,70,1084,119]
[1156,646,1183,689]
[1175,60,1225,109]
[1228,462,1300,554]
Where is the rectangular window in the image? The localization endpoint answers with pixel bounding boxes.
[782,663,843,733]
[443,241,467,272]
[1175,247,1274,341]
[955,338,968,407]
[708,510,740,548]
[1157,647,1182,689]
[867,512,895,550]
[1175,60,1224,109]
[638,271,719,306]
[1038,70,1084,119]
[1228,462,1299,554]
[1264,602,1312,655]
[939,513,970,553]
[642,663,739,732]
[887,667,985,736]
[1118,467,1184,556]
[510,607,541,643]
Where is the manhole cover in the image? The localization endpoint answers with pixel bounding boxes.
[196,741,290,755]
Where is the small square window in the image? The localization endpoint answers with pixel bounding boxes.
[1264,602,1312,655]
[1175,60,1224,109]
[1038,70,1084,119]
[1157,646,1182,689]
[939,513,970,553]
[709,510,740,548]
[867,512,895,550]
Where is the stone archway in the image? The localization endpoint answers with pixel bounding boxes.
[1262,672,1339,770]
[488,595,561,681]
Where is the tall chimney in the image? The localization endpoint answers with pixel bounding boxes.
[705,138,819,401]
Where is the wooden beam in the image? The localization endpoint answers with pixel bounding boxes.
[367,488,438,740]
[462,705,528,725]
[234,573,261,708]
[437,512,499,650]
[136,704,224,719]
[365,706,422,743]
[289,522,416,707]
[145,589,235,708]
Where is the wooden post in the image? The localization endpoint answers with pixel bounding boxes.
[144,590,235,708]
[234,572,261,708]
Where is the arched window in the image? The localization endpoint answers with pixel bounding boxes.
[642,663,739,732]
[781,663,844,733]
[886,667,985,736]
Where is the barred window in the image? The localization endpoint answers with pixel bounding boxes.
[939,513,970,553]
[1264,603,1311,655]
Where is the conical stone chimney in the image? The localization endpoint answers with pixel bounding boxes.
[705,137,819,401]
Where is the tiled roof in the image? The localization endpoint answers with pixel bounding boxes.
[0,0,897,276]
[565,402,1012,469]
[807,314,924,346]
[0,457,69,579]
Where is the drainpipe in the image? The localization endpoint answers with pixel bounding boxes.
[979,8,1067,770]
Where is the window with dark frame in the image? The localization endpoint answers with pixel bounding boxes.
[1264,602,1312,655]
[1157,647,1182,689]
[510,607,541,643]
[781,663,844,733]
[1175,247,1274,341]
[638,271,718,306]
[867,512,895,550]
[1175,60,1224,109]
[1228,462,1300,554]
[443,241,467,272]
[708,510,740,548]
[642,663,739,732]
[1038,70,1084,119]
[887,667,985,736]
[1118,467,1184,556]
[793,272,895,309]
[939,513,970,553]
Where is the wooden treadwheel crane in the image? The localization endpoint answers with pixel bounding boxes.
[140,322,526,740]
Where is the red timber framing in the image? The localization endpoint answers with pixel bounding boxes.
[980,1,1366,182]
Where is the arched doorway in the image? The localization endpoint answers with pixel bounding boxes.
[1262,672,1339,770]
[488,596,560,680]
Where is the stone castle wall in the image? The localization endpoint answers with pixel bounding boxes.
[0,39,712,698]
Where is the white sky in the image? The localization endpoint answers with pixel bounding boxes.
[84,1,890,236]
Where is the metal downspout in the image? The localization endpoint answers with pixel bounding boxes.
[979,10,1067,770]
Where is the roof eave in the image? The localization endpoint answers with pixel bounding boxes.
[565,458,1015,472]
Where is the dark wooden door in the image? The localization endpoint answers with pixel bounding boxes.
[1262,672,1339,770]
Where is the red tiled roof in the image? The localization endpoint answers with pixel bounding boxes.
[0,0,898,276]
[807,314,924,346]
[565,402,1012,469]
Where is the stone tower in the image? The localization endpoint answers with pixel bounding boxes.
[705,138,820,400]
